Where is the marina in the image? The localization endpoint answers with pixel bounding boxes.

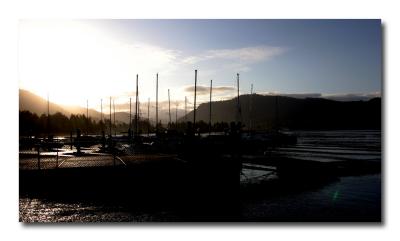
[17,19,382,223]
[19,129,381,222]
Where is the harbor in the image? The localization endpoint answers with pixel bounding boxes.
[17,19,382,223]
[19,129,381,222]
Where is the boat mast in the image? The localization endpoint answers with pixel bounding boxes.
[86,99,89,135]
[250,83,253,131]
[47,92,50,139]
[148,97,150,136]
[138,100,140,134]
[168,89,171,127]
[193,70,197,128]
[236,73,241,124]
[129,97,132,135]
[135,74,139,137]
[184,96,187,122]
[109,96,112,137]
[275,95,279,131]
[113,99,116,136]
[209,79,212,135]
[156,73,158,133]
[175,101,178,126]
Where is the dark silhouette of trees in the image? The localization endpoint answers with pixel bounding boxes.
[20,111,40,136]
[19,110,155,137]
[20,96,381,137]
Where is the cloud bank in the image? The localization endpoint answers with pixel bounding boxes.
[183,46,287,64]
[258,91,381,101]
[184,85,236,95]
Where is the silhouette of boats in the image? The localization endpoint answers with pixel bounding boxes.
[19,71,315,220]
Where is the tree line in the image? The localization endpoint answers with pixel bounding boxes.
[19,110,137,136]
[19,110,235,137]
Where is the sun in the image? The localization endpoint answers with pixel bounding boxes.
[18,20,179,111]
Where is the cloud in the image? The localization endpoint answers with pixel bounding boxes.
[258,91,381,101]
[322,92,381,101]
[18,21,183,106]
[123,43,181,74]
[259,91,322,99]
[184,85,236,95]
[183,46,287,64]
[20,20,287,107]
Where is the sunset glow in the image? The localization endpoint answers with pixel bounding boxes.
[18,19,381,112]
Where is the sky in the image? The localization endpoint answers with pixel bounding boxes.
[18,19,382,113]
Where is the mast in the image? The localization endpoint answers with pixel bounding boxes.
[129,97,132,132]
[236,73,241,124]
[156,73,158,133]
[113,99,116,136]
[109,96,112,137]
[168,89,171,127]
[275,95,279,131]
[193,70,197,127]
[138,100,140,133]
[209,79,212,135]
[175,101,178,126]
[148,97,150,136]
[250,84,253,131]
[86,99,89,135]
[135,74,139,137]
[101,99,103,131]
[47,93,49,118]
[47,92,50,139]
[184,96,187,122]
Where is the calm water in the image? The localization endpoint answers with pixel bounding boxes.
[241,174,381,221]
[19,130,381,222]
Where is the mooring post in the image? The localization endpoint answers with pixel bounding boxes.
[37,144,40,170]
[76,128,81,155]
[113,140,116,167]
[56,144,59,168]
[101,130,106,150]
[70,130,73,150]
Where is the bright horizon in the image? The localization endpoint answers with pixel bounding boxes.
[18,19,382,113]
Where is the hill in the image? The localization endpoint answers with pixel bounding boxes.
[19,89,69,116]
[182,94,381,130]
[19,89,130,123]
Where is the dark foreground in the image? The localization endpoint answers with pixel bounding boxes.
[20,174,381,222]
[19,130,381,222]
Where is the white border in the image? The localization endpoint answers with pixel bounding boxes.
[1,0,399,241]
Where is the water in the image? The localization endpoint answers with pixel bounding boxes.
[240,129,381,221]
[241,174,381,221]
[275,130,381,162]
[19,198,180,222]
[19,130,381,222]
